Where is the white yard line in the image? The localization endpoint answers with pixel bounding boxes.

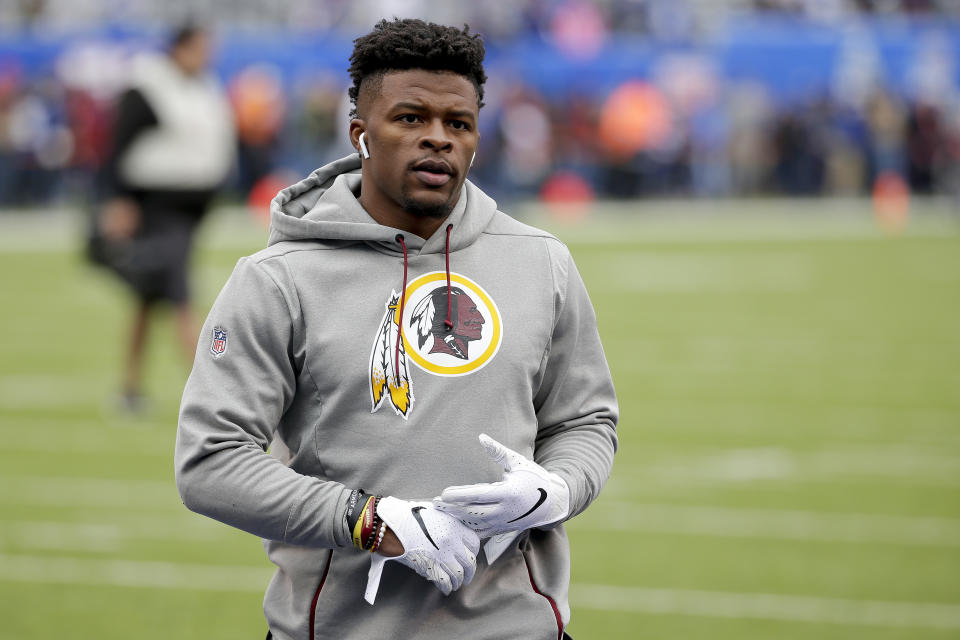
[570,584,960,630]
[636,402,960,438]
[0,553,957,630]
[0,428,171,455]
[2,438,171,456]
[0,475,180,509]
[0,554,271,592]
[0,374,105,409]
[607,445,960,488]
[0,518,226,552]
[590,252,816,293]
[572,503,960,547]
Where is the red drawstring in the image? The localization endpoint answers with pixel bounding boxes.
[395,234,408,373]
[394,226,451,371]
[444,224,453,331]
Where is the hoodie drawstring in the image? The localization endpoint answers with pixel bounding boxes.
[395,234,408,372]
[444,224,454,331]
[394,224,452,369]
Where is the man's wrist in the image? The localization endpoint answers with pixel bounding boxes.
[344,489,388,552]
[343,490,405,556]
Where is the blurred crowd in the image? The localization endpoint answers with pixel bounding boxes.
[1,0,959,209]
[4,0,958,38]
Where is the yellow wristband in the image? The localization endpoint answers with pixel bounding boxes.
[352,496,376,548]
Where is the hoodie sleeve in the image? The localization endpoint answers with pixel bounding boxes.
[175,256,351,548]
[532,242,619,519]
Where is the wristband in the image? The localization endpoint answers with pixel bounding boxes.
[362,497,381,550]
[352,496,377,549]
[345,489,367,534]
[347,490,386,550]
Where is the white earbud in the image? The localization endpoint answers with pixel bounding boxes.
[470,151,475,167]
[358,132,371,159]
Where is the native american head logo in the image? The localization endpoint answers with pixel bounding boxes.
[410,286,485,360]
[369,272,502,419]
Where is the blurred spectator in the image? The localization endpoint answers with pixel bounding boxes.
[864,88,907,184]
[597,80,676,197]
[1,78,69,204]
[89,26,235,412]
[229,64,286,194]
[907,101,943,193]
[823,101,869,195]
[771,99,829,195]
[496,84,554,196]
[727,82,776,195]
[287,71,345,170]
[549,1,608,59]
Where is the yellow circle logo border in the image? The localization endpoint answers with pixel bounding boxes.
[401,272,502,376]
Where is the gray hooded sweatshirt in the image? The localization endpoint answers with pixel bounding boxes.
[175,155,618,640]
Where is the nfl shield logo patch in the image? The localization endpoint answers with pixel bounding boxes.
[210,327,228,358]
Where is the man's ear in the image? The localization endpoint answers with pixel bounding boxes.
[349,120,367,158]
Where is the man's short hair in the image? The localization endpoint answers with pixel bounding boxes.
[347,18,487,118]
[169,24,204,50]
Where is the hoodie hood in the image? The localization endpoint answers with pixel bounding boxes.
[268,154,498,255]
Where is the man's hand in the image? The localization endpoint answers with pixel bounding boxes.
[99,198,141,241]
[364,497,479,604]
[375,524,404,557]
[434,434,570,539]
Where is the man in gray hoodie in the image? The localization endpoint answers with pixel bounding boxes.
[175,18,618,640]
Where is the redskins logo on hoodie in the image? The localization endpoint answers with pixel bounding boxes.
[369,272,502,419]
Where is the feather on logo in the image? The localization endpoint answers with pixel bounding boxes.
[410,294,436,350]
[369,290,413,418]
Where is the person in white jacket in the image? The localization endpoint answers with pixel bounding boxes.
[96,26,234,411]
[175,18,617,640]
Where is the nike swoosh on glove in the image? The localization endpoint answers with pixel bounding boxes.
[433,434,570,551]
[365,497,479,604]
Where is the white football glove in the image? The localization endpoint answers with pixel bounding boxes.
[365,497,480,604]
[434,434,570,563]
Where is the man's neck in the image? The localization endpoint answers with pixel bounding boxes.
[370,209,447,240]
[358,191,453,240]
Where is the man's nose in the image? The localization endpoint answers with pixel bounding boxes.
[420,120,453,151]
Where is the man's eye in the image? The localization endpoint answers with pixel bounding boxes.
[398,114,420,124]
[450,120,470,130]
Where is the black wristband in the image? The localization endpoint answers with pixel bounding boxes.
[345,489,367,533]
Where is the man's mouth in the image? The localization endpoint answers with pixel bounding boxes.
[412,159,454,187]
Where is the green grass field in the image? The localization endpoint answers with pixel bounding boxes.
[1,199,958,639]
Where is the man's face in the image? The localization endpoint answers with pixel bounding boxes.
[352,69,479,223]
[456,293,484,341]
[173,33,211,76]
